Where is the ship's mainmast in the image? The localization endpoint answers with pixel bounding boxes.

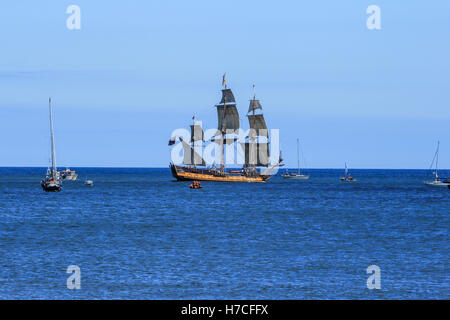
[49,98,57,180]
[221,74,227,171]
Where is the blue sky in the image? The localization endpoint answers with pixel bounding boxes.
[0,1,449,168]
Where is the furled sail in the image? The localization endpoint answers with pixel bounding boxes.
[181,140,206,166]
[247,114,268,138]
[248,99,262,114]
[240,142,270,167]
[190,124,204,141]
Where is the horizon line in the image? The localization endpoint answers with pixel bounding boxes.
[0,166,447,171]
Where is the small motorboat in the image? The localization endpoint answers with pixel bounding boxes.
[84,179,94,186]
[60,168,78,181]
[190,181,203,189]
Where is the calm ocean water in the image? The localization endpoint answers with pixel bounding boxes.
[0,167,448,299]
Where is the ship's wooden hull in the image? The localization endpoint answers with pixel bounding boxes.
[170,164,270,183]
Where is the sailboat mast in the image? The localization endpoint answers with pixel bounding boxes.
[436,141,440,178]
[49,98,57,179]
[297,138,300,175]
[220,78,227,171]
[192,115,196,168]
[252,85,256,116]
[220,98,226,171]
[251,85,256,172]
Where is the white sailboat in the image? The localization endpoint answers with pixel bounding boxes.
[41,98,62,192]
[424,141,450,187]
[281,138,310,180]
[340,162,356,182]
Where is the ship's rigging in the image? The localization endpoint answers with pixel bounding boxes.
[169,75,282,182]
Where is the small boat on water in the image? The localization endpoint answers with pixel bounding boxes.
[340,163,356,182]
[281,138,310,180]
[60,168,78,181]
[424,141,450,187]
[41,168,62,192]
[41,98,62,192]
[190,181,203,189]
[425,176,450,187]
[84,179,94,186]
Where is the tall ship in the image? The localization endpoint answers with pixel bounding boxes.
[41,98,62,192]
[169,76,282,182]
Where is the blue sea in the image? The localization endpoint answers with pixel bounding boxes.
[0,167,448,299]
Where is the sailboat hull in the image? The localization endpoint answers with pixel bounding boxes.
[281,174,310,180]
[170,164,270,183]
[41,181,62,192]
[424,180,450,187]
